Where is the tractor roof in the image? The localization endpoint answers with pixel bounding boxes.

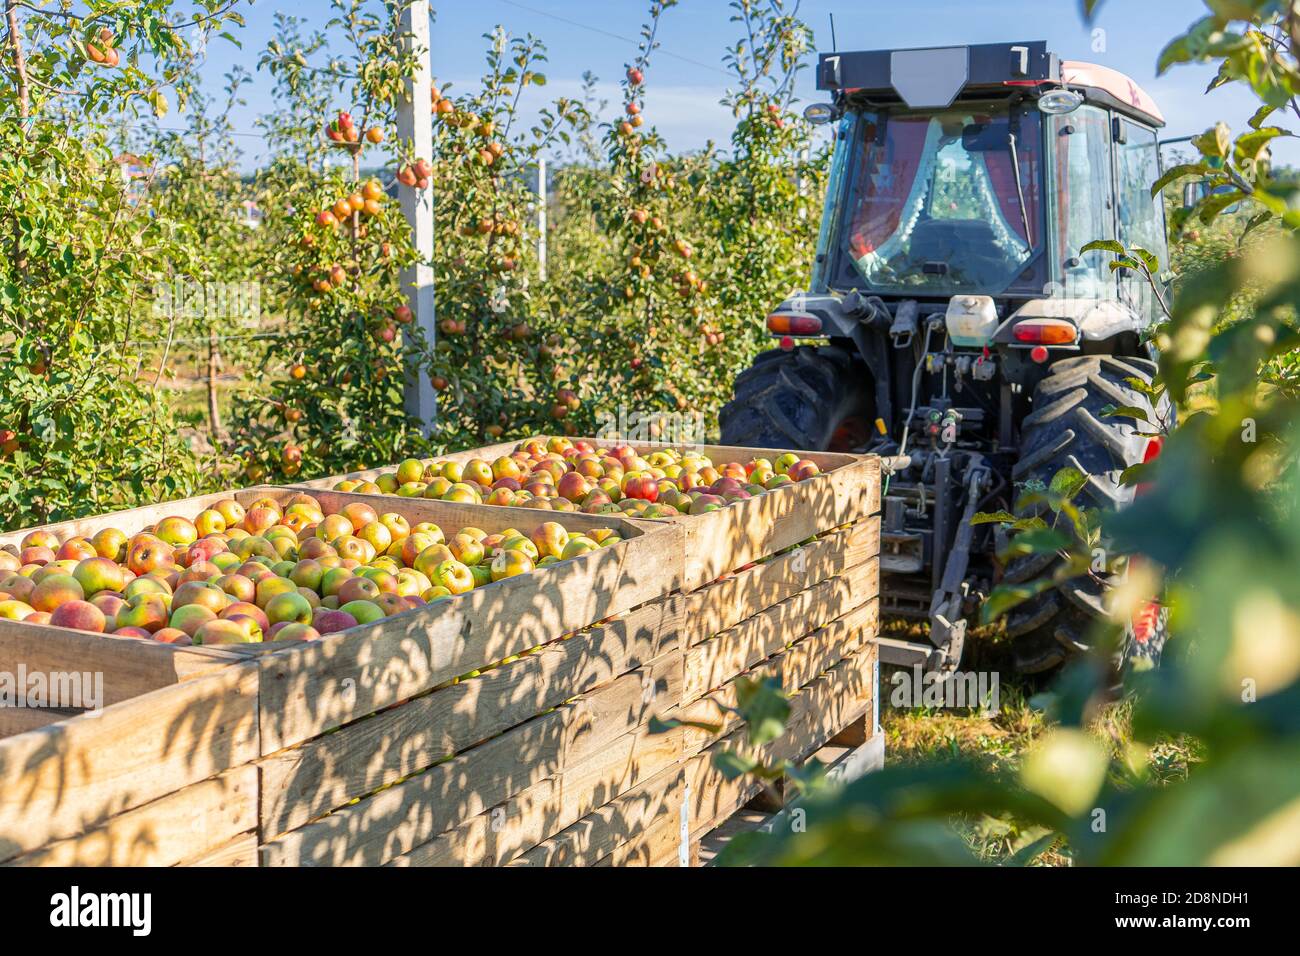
[816,41,1164,128]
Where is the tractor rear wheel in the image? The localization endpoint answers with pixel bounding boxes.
[1003,355,1173,674]
[719,345,872,452]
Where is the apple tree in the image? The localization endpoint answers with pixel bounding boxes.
[230,0,430,481]
[0,0,245,526]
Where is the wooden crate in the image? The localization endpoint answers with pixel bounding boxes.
[3,443,881,867]
[296,437,880,592]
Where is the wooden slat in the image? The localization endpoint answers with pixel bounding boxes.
[684,558,879,701]
[776,642,878,767]
[256,516,682,754]
[261,652,682,867]
[181,831,259,867]
[258,593,681,837]
[5,766,256,867]
[667,456,879,591]
[504,765,682,867]
[606,798,684,866]
[386,721,684,867]
[0,706,81,738]
[681,598,879,755]
[682,516,880,646]
[0,622,238,713]
[685,640,878,842]
[0,663,259,861]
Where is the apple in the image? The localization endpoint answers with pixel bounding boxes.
[124,576,170,602]
[276,622,321,641]
[116,596,169,633]
[337,576,382,605]
[787,459,821,481]
[172,581,228,614]
[48,600,107,633]
[448,533,485,566]
[431,559,474,595]
[314,609,359,634]
[560,537,600,561]
[153,628,193,645]
[266,591,314,626]
[196,617,262,645]
[490,549,534,581]
[90,593,127,627]
[29,573,85,613]
[339,599,385,625]
[56,537,98,562]
[73,557,126,596]
[220,602,270,635]
[169,604,217,637]
[0,599,34,620]
[215,573,256,604]
[127,537,173,576]
[155,516,198,548]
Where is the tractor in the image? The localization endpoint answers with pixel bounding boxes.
[720,42,1174,674]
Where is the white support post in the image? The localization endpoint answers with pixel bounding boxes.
[536,156,548,282]
[398,1,437,433]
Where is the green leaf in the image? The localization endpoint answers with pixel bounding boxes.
[1080,239,1125,256]
[981,580,1053,623]
[1193,121,1233,159]
[1049,466,1088,499]
[1234,126,1287,164]
[734,676,790,746]
[1100,404,1151,423]
[714,749,761,781]
[997,527,1072,562]
[971,510,1049,532]
[1150,162,1208,197]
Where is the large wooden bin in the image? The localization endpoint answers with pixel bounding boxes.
[2,434,882,866]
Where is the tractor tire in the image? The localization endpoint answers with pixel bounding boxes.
[719,345,872,452]
[1003,355,1173,674]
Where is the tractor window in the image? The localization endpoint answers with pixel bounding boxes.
[838,104,1044,295]
[1050,106,1115,299]
[1115,120,1169,271]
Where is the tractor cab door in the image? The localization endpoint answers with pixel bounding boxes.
[1113,118,1170,324]
[1049,106,1116,301]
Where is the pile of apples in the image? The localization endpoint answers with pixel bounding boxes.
[332,437,823,519]
[0,493,618,645]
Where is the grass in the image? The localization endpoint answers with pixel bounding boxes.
[877,621,1202,865]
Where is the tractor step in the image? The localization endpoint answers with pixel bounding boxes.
[876,636,938,668]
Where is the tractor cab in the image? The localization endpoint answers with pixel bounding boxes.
[722,43,1174,674]
[809,43,1168,335]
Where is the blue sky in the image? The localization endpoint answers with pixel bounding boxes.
[191,0,1290,167]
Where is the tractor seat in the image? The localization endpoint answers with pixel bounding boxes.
[908,219,999,263]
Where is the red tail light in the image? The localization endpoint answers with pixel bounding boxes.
[767,313,823,335]
[1143,435,1164,463]
[1013,320,1077,345]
